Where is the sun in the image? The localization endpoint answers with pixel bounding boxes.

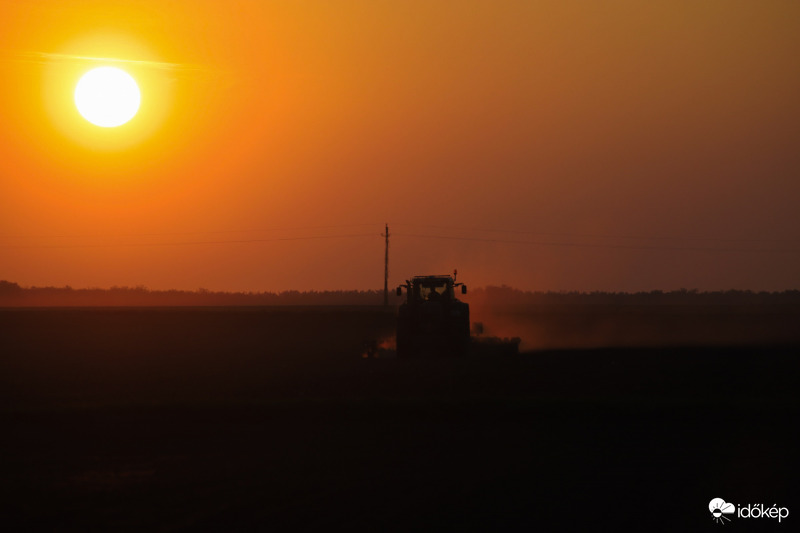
[74,67,141,127]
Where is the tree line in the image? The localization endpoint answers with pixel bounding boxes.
[2,280,799,307]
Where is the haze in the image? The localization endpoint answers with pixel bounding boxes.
[1,1,799,292]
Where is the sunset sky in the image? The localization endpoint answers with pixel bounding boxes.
[1,1,799,292]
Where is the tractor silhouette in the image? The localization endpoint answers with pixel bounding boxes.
[396,272,470,358]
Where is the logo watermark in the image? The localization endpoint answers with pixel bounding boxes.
[709,497,789,524]
[709,498,735,524]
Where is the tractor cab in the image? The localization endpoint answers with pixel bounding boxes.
[395,272,469,358]
[398,274,467,304]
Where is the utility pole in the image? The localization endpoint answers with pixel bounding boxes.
[382,223,389,306]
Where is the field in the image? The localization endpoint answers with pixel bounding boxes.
[1,306,798,530]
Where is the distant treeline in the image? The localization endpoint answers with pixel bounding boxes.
[468,285,800,308]
[0,281,400,307]
[2,280,800,307]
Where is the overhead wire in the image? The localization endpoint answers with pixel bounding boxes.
[0,233,378,250]
[2,222,798,254]
[392,223,800,245]
[392,233,800,254]
[0,223,382,241]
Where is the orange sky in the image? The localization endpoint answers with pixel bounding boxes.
[1,1,799,292]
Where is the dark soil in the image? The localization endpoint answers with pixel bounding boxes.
[1,307,797,531]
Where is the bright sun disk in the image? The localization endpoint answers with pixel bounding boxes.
[74,66,140,127]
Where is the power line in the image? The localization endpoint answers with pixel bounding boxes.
[394,232,800,254]
[0,223,382,241]
[4,220,797,248]
[392,223,800,245]
[3,223,799,254]
[1,233,378,250]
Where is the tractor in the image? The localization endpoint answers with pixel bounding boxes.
[395,272,470,358]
